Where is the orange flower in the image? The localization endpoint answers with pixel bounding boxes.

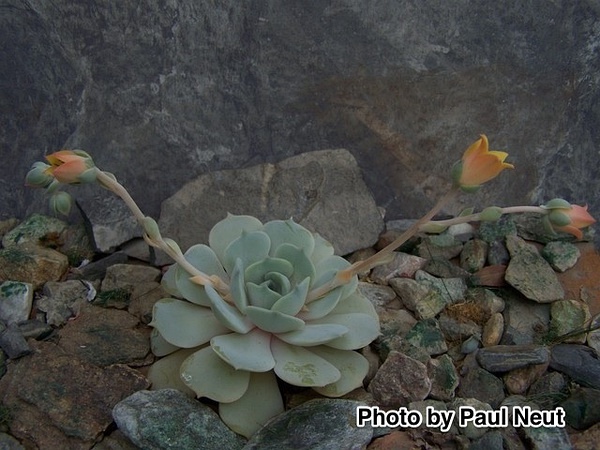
[453,135,514,190]
[45,150,95,184]
[549,204,596,240]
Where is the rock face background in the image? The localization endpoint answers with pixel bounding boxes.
[2,1,600,236]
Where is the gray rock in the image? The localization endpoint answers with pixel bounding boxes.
[113,389,245,450]
[550,344,600,390]
[482,313,504,347]
[244,399,372,450]
[448,398,492,439]
[0,432,25,450]
[518,421,572,450]
[515,212,593,244]
[528,372,567,408]
[460,239,488,273]
[369,351,431,407]
[0,323,31,359]
[478,216,517,244]
[476,345,550,372]
[549,299,591,344]
[587,313,600,354]
[1,214,67,248]
[500,290,550,345]
[87,196,141,253]
[370,252,427,285]
[427,354,459,401]
[469,431,504,450]
[0,281,33,325]
[423,257,470,279]
[101,264,162,294]
[389,278,446,320]
[67,252,129,281]
[157,149,383,265]
[357,282,397,311]
[438,313,482,343]
[0,243,69,290]
[541,241,581,272]
[466,288,505,316]
[458,367,505,408]
[405,318,448,356]
[504,362,548,396]
[17,319,54,341]
[416,234,463,260]
[505,235,564,303]
[37,280,91,326]
[560,387,600,430]
[487,239,511,266]
[414,270,467,305]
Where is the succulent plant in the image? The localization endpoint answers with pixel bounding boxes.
[147,214,380,438]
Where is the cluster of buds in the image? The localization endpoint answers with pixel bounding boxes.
[25,150,96,215]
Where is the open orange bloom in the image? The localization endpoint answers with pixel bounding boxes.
[45,150,94,184]
[454,135,514,190]
[552,204,596,240]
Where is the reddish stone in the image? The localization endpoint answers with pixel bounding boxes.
[557,243,600,316]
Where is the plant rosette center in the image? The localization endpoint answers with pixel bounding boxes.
[148,214,380,438]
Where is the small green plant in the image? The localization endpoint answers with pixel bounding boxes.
[25,135,595,437]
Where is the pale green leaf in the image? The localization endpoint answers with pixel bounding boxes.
[151,298,230,348]
[310,346,370,397]
[310,233,335,266]
[229,258,248,312]
[209,214,264,265]
[223,230,271,273]
[147,347,201,397]
[175,244,228,306]
[271,277,310,316]
[271,338,341,387]
[245,257,294,285]
[245,306,305,333]
[246,282,281,309]
[274,243,316,285]
[311,313,380,350]
[211,328,275,372]
[276,323,348,346]
[297,286,343,321]
[263,219,315,257]
[219,371,284,438]
[150,328,180,357]
[205,285,254,334]
[180,346,250,402]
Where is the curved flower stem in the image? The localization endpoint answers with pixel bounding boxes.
[94,169,231,297]
[307,188,459,303]
[424,205,547,229]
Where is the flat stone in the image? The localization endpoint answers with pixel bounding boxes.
[113,389,245,450]
[482,313,504,347]
[504,362,548,395]
[0,243,69,289]
[476,345,550,372]
[427,354,459,401]
[466,288,505,316]
[478,215,517,244]
[369,351,431,407]
[416,234,463,260]
[370,252,427,285]
[505,235,564,303]
[0,323,31,359]
[437,312,482,343]
[0,281,33,325]
[487,239,510,266]
[528,372,567,407]
[550,344,600,390]
[0,340,149,449]
[549,299,591,344]
[17,319,54,340]
[423,257,470,278]
[560,387,600,430]
[542,241,581,272]
[100,263,161,294]
[557,243,600,316]
[57,304,150,367]
[405,319,448,356]
[458,367,505,408]
[157,149,384,265]
[389,278,446,320]
[244,399,372,450]
[500,290,550,345]
[67,252,129,281]
[448,398,492,440]
[1,214,67,248]
[460,239,488,273]
[357,282,398,311]
[37,280,92,326]
[414,270,467,306]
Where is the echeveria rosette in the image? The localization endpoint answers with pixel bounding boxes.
[148,214,380,438]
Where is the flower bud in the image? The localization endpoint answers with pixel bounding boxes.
[25,162,54,188]
[479,206,503,222]
[49,191,73,216]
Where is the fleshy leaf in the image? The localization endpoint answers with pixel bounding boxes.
[313,255,358,298]
[175,244,228,306]
[180,346,250,402]
[274,243,316,285]
[160,264,180,297]
[223,230,271,273]
[264,272,292,296]
[245,306,305,333]
[150,328,180,357]
[246,282,282,309]
[330,291,379,321]
[229,258,248,312]
[245,257,294,285]
[297,286,343,321]
[147,347,200,397]
[310,232,335,266]
[205,285,254,334]
[209,214,264,265]
[276,323,348,346]
[311,313,380,350]
[219,371,284,439]
[211,328,274,372]
[151,298,229,348]
[271,338,341,387]
[270,277,310,316]
[263,219,315,257]
[310,346,370,397]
